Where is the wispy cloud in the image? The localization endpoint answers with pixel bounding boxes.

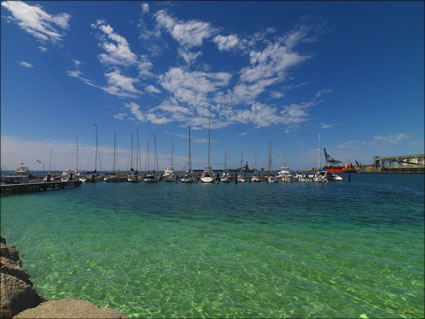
[374,133,409,144]
[2,1,70,43]
[145,85,161,94]
[155,10,216,48]
[113,113,127,120]
[91,20,138,66]
[213,34,239,51]
[18,61,33,68]
[320,122,341,129]
[38,46,47,52]
[238,132,248,136]
[141,3,149,14]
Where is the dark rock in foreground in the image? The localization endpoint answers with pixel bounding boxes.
[0,241,44,319]
[0,236,128,319]
[14,298,128,318]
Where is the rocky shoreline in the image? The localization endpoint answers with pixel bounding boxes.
[0,236,128,318]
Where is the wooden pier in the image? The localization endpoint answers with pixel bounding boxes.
[1,180,82,194]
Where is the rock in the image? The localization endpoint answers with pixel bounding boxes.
[0,244,22,266]
[0,273,43,319]
[0,235,5,245]
[0,262,31,285]
[13,298,129,319]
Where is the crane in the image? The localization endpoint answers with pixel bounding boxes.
[323,148,342,167]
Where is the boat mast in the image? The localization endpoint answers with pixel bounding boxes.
[317,134,321,170]
[224,149,227,171]
[240,148,243,172]
[136,129,140,171]
[113,132,116,172]
[268,142,272,173]
[171,138,174,168]
[154,134,159,172]
[76,137,79,171]
[189,126,192,171]
[254,147,257,172]
[94,124,98,171]
[130,134,133,170]
[48,148,53,171]
[145,139,150,172]
[208,119,211,168]
[301,140,304,173]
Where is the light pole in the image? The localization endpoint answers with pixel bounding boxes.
[36,160,45,171]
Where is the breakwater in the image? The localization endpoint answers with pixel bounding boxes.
[1,181,82,194]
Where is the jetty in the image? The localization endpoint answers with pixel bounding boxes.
[1,180,82,195]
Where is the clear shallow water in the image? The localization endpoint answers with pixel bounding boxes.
[1,174,424,318]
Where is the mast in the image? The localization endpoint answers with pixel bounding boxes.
[224,149,227,171]
[254,147,257,172]
[145,139,150,172]
[240,148,243,171]
[113,132,116,172]
[171,138,174,168]
[76,137,79,171]
[154,134,159,171]
[94,124,98,171]
[136,129,140,171]
[189,126,192,171]
[130,134,133,170]
[268,142,272,173]
[317,134,321,169]
[301,140,304,173]
[208,119,211,167]
[48,148,53,171]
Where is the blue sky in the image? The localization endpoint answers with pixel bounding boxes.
[1,1,424,171]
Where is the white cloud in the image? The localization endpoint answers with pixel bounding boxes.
[270,91,284,99]
[155,10,216,48]
[320,122,341,129]
[238,132,248,136]
[177,47,202,64]
[66,69,100,89]
[2,1,70,43]
[124,102,146,122]
[374,133,409,144]
[113,113,127,120]
[145,85,161,94]
[103,70,142,98]
[213,34,239,51]
[18,61,33,68]
[159,67,232,112]
[138,55,153,78]
[38,46,47,52]
[141,3,149,14]
[92,21,138,66]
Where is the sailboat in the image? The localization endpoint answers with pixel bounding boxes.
[128,130,141,183]
[181,126,196,183]
[144,135,160,183]
[163,138,176,182]
[86,124,103,182]
[298,140,311,183]
[200,120,215,183]
[313,134,328,183]
[237,148,246,183]
[267,143,276,183]
[251,147,261,183]
[105,133,121,182]
[220,149,231,183]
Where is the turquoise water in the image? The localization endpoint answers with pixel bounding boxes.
[1,174,424,318]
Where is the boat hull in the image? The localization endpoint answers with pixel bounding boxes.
[323,167,356,173]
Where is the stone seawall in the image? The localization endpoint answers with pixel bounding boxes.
[0,236,128,319]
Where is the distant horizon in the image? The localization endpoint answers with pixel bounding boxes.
[2,1,424,171]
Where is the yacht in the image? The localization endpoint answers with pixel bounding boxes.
[143,135,160,183]
[313,169,328,183]
[277,167,292,183]
[326,171,343,181]
[267,143,276,183]
[61,169,73,182]
[237,174,246,183]
[267,175,277,183]
[220,150,231,183]
[181,126,196,183]
[251,172,261,183]
[163,140,176,182]
[200,120,215,183]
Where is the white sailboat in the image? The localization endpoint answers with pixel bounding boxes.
[267,143,276,183]
[164,138,176,182]
[181,126,196,183]
[128,130,141,183]
[200,120,215,183]
[251,147,261,183]
[144,135,160,183]
[105,133,122,182]
[220,149,231,183]
[237,148,246,183]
